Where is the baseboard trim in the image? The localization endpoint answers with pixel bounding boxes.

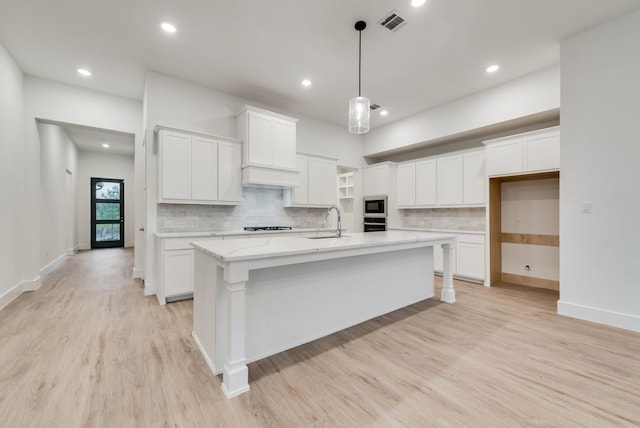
[22,276,42,292]
[132,267,144,279]
[65,245,80,256]
[502,272,559,291]
[40,253,68,277]
[144,281,156,297]
[558,300,640,333]
[0,275,42,312]
[0,282,23,311]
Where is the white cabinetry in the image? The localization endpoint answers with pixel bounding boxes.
[456,235,485,279]
[433,233,485,281]
[416,159,437,206]
[463,151,486,204]
[157,128,242,205]
[284,154,337,207]
[338,172,354,199]
[397,150,484,209]
[437,155,464,206]
[485,127,560,177]
[364,162,396,196]
[396,163,416,206]
[157,236,222,304]
[236,105,299,187]
[397,160,437,207]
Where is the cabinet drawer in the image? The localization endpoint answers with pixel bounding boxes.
[163,238,196,251]
[456,234,485,245]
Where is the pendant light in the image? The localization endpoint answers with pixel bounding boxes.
[349,20,370,134]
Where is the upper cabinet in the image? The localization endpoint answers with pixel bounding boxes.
[157,128,242,205]
[364,162,396,196]
[236,105,299,188]
[284,154,337,208]
[396,149,485,209]
[485,126,560,177]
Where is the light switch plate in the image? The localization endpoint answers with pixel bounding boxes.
[581,202,592,214]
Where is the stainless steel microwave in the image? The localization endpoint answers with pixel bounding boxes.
[364,195,387,217]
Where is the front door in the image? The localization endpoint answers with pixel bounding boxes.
[91,178,124,249]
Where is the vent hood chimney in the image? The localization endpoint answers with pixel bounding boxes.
[236,105,300,188]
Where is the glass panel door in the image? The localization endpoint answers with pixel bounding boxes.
[91,178,124,248]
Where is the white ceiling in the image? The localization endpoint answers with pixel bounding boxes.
[63,125,135,157]
[1,0,639,131]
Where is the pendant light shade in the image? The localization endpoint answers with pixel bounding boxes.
[349,96,370,134]
[349,20,370,134]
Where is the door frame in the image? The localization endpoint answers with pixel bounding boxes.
[90,177,125,249]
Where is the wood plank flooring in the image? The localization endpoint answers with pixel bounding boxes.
[1,248,639,427]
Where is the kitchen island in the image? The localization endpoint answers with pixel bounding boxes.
[191,231,456,398]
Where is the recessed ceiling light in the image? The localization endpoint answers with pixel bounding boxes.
[161,22,176,33]
[486,64,500,73]
[411,0,426,7]
[102,143,110,148]
[380,110,389,116]
[77,68,92,77]
[301,79,312,87]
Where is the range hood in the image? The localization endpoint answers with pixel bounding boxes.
[236,105,300,189]
[241,164,299,189]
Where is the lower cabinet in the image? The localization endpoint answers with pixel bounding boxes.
[157,236,221,304]
[163,249,194,298]
[433,233,485,282]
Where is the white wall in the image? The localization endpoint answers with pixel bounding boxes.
[23,77,143,282]
[0,42,28,309]
[143,71,365,294]
[77,151,135,249]
[559,11,640,331]
[20,76,144,278]
[37,122,78,270]
[363,66,560,157]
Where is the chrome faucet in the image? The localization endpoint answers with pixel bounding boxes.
[325,205,342,238]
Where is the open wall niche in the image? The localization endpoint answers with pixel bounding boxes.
[488,171,560,290]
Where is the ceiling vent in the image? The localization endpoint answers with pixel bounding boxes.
[379,10,406,32]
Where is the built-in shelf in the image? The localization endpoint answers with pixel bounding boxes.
[338,172,354,199]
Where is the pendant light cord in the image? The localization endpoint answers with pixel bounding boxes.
[358,29,362,97]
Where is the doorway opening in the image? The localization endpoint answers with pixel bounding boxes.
[91,178,124,248]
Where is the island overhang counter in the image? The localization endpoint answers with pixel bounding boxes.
[190,230,456,399]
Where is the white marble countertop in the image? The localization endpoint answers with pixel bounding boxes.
[155,228,339,239]
[191,230,455,262]
[390,227,486,235]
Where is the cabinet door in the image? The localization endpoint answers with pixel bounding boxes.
[415,159,437,206]
[486,138,523,176]
[218,141,242,203]
[247,111,272,165]
[363,164,388,196]
[288,155,309,205]
[272,119,297,169]
[160,131,191,200]
[163,249,194,297]
[191,137,218,201]
[524,131,560,172]
[437,155,463,206]
[308,156,337,206]
[463,151,486,205]
[396,163,416,207]
[456,242,485,280]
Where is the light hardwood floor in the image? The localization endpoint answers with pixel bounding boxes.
[1,248,639,427]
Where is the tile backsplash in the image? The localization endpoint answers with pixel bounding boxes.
[402,208,486,231]
[157,187,329,232]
